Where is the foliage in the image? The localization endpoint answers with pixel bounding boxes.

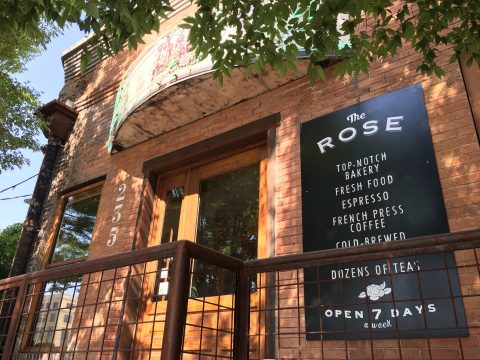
[2,0,479,83]
[0,0,172,72]
[0,23,53,172]
[0,223,22,279]
[50,193,100,263]
[183,0,480,82]
[192,165,259,297]
[0,1,479,168]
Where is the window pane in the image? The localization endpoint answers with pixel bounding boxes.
[30,277,81,348]
[155,187,184,297]
[51,188,101,263]
[160,187,184,244]
[193,164,259,297]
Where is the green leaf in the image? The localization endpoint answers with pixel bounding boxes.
[433,65,445,77]
[403,21,415,41]
[80,50,92,73]
[183,16,196,24]
[287,60,298,72]
[85,2,100,19]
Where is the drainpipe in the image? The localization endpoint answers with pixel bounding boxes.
[9,100,77,277]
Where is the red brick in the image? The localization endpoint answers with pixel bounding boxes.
[23,14,480,360]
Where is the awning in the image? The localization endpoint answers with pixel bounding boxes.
[108,27,308,152]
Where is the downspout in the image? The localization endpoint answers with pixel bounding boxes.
[9,100,77,277]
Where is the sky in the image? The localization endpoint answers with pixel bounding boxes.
[0,26,87,229]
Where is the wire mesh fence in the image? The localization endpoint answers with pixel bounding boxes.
[0,241,243,360]
[0,230,480,359]
[245,231,480,360]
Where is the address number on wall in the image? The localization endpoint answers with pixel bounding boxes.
[107,183,126,247]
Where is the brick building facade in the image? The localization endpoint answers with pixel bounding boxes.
[4,2,480,359]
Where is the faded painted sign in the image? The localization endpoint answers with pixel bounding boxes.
[108,28,213,152]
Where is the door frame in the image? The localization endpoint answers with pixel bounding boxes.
[140,143,269,356]
[134,114,280,357]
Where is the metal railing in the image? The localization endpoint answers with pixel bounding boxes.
[0,241,245,360]
[244,229,480,360]
[0,229,479,359]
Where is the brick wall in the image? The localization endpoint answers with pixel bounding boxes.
[25,8,480,358]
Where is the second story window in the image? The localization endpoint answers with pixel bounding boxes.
[21,182,103,351]
[50,185,102,264]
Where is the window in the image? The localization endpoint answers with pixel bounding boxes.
[27,277,82,349]
[50,185,102,264]
[23,182,102,351]
[151,147,267,298]
[59,329,66,343]
[45,328,54,343]
[192,164,260,297]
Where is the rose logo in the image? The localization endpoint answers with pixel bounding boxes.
[358,282,392,301]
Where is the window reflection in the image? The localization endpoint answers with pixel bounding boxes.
[155,187,184,297]
[51,187,101,264]
[29,277,81,348]
[192,164,259,297]
[160,187,184,244]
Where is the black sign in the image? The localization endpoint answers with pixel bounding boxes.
[301,84,467,339]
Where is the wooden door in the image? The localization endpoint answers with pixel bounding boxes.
[134,173,189,358]
[139,146,267,358]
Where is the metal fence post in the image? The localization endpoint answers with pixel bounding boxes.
[233,266,250,360]
[2,280,27,360]
[161,241,191,360]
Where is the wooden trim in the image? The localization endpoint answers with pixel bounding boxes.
[138,112,280,257]
[44,256,87,269]
[178,170,191,241]
[185,146,266,242]
[133,173,157,249]
[43,180,105,268]
[146,178,167,249]
[257,156,268,357]
[189,146,265,182]
[142,145,269,352]
[265,127,277,358]
[59,175,106,197]
[42,196,68,269]
[266,127,277,259]
[44,178,105,269]
[459,59,480,144]
[146,173,190,248]
[142,113,280,175]
[258,156,268,260]
[20,180,105,352]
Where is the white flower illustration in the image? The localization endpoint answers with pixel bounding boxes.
[358,282,392,301]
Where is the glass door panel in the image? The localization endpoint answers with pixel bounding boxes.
[196,164,259,259]
[157,184,185,296]
[144,146,267,356]
[159,187,184,245]
[184,148,266,356]
[152,174,187,298]
[192,164,260,297]
[137,174,189,350]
